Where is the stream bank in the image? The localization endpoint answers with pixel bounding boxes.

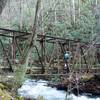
[48,74,100,97]
[18,76,100,100]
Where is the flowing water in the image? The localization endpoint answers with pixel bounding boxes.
[18,79,100,100]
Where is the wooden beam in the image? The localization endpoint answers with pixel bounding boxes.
[0,34,13,37]
[16,34,31,38]
[0,28,88,45]
[0,28,31,34]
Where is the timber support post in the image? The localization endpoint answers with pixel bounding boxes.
[40,35,46,74]
[0,39,13,72]
[12,33,16,64]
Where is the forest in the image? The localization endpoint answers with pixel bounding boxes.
[0,0,100,100]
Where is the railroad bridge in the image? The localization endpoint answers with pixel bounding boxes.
[0,28,99,75]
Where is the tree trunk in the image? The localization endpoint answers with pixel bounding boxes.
[72,0,75,25]
[24,0,41,62]
[0,0,7,14]
[78,0,80,21]
[69,0,75,27]
[14,0,42,86]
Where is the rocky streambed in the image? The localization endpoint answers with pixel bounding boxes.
[18,74,100,100]
[48,74,100,97]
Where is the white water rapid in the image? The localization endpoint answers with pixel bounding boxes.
[18,79,100,100]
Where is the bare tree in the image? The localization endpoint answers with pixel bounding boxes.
[0,0,7,14]
[69,0,76,27]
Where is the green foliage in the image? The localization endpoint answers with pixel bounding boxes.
[0,0,98,42]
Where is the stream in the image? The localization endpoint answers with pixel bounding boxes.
[18,79,100,100]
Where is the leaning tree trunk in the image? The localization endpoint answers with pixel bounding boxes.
[0,0,7,14]
[14,0,42,86]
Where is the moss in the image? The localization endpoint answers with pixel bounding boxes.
[1,82,13,90]
[0,83,5,89]
[37,95,45,100]
[0,83,23,100]
[81,74,93,81]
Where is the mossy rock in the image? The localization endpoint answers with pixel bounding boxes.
[81,74,93,81]
[14,96,24,100]
[37,95,45,100]
[0,82,15,92]
[0,89,11,100]
[0,88,23,100]
[0,83,5,89]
